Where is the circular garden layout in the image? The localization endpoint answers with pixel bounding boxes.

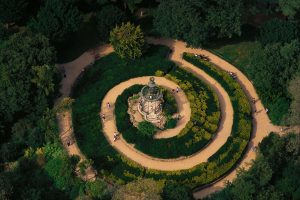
[72,44,252,188]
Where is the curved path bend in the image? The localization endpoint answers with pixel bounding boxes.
[57,38,300,199]
[100,76,232,171]
[146,38,282,198]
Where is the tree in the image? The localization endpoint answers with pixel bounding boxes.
[0,174,13,200]
[259,19,298,45]
[206,0,243,38]
[122,0,143,13]
[109,22,145,59]
[209,133,300,200]
[248,40,300,124]
[0,32,56,122]
[96,5,127,40]
[31,65,55,96]
[85,179,109,199]
[153,0,243,47]
[163,182,191,200]
[278,0,300,18]
[153,0,200,40]
[287,74,300,125]
[0,0,28,24]
[0,23,9,41]
[29,0,82,43]
[112,179,163,200]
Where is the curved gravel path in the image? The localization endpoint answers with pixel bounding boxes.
[100,76,231,170]
[56,38,300,199]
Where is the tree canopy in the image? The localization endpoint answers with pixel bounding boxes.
[153,0,243,47]
[210,132,300,200]
[29,0,82,43]
[287,74,300,125]
[0,32,57,121]
[109,22,145,59]
[259,19,298,45]
[96,4,127,40]
[0,0,28,24]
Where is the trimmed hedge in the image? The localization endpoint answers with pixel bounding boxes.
[71,45,252,190]
[115,67,221,158]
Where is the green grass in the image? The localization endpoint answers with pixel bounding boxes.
[210,41,260,72]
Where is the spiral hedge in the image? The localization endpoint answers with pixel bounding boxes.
[114,67,221,158]
[72,45,252,188]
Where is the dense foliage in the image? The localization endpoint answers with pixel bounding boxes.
[72,45,251,189]
[110,22,145,59]
[153,0,243,47]
[259,19,298,45]
[96,4,127,41]
[287,74,300,125]
[29,0,82,43]
[0,0,28,24]
[161,88,178,116]
[247,40,300,124]
[210,132,300,200]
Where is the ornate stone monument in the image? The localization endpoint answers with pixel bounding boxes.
[138,77,164,123]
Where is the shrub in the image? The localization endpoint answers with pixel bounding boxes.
[165,118,177,129]
[138,121,157,137]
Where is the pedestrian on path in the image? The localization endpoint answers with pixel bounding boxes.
[113,131,119,142]
[176,87,180,93]
[265,108,269,113]
[107,102,111,109]
[101,113,106,121]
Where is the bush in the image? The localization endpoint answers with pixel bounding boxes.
[165,118,177,129]
[138,121,157,137]
[162,88,177,116]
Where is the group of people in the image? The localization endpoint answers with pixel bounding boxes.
[194,53,210,61]
[113,131,120,142]
[100,102,112,122]
[227,71,237,79]
[172,87,180,93]
[100,102,121,142]
[252,98,269,114]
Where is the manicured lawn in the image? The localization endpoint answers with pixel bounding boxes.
[210,41,260,72]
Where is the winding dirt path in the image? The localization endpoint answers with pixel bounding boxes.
[145,38,281,198]
[100,76,231,170]
[56,38,300,198]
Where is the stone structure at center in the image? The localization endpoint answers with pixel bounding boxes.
[138,77,164,123]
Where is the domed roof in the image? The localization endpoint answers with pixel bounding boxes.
[141,77,162,101]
